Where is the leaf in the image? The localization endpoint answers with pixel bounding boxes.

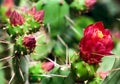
[102,58,120,84]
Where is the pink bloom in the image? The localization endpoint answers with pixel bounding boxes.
[22,35,36,49]
[28,6,37,15]
[34,10,44,23]
[79,22,114,64]
[10,11,25,26]
[2,0,14,9]
[41,62,54,72]
[28,6,44,23]
[98,71,109,79]
[85,0,96,8]
[5,8,12,17]
[113,32,120,39]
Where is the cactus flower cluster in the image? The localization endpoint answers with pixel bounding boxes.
[79,22,114,64]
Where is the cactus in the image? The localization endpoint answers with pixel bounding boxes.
[36,0,69,38]
[5,6,44,84]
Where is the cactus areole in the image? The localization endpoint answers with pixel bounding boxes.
[79,22,114,64]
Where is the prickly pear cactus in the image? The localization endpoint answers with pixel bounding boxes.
[5,6,44,84]
[36,0,69,38]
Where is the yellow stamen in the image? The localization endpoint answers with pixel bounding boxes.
[98,31,103,38]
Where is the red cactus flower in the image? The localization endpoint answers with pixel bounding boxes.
[28,6,44,23]
[41,62,54,72]
[10,11,25,26]
[22,35,36,49]
[79,22,114,64]
[85,0,96,8]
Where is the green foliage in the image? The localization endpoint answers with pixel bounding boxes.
[70,0,86,11]
[71,60,97,81]
[40,66,74,84]
[36,0,69,37]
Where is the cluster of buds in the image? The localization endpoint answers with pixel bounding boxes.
[6,6,44,55]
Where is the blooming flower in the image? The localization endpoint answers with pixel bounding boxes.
[41,62,54,72]
[10,11,25,26]
[28,6,44,23]
[79,22,114,64]
[85,0,96,8]
[22,35,36,49]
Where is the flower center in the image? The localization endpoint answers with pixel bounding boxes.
[98,31,103,38]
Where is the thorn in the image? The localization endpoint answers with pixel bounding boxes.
[57,35,69,65]
[21,51,24,55]
[19,67,25,81]
[3,27,6,30]
[15,50,17,54]
[9,73,15,84]
[16,31,18,34]
[10,35,13,37]
[29,28,32,30]
[34,26,37,28]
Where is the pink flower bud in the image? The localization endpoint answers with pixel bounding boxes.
[98,71,109,79]
[5,8,12,17]
[85,0,96,8]
[10,11,25,26]
[34,10,44,23]
[41,62,54,72]
[28,6,44,23]
[22,35,36,49]
[3,0,14,9]
[28,6,37,15]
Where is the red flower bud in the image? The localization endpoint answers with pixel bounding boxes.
[5,8,12,17]
[85,0,96,8]
[34,10,44,23]
[41,62,54,72]
[22,35,36,49]
[79,22,114,64]
[28,6,37,15]
[10,11,25,26]
[28,6,44,23]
